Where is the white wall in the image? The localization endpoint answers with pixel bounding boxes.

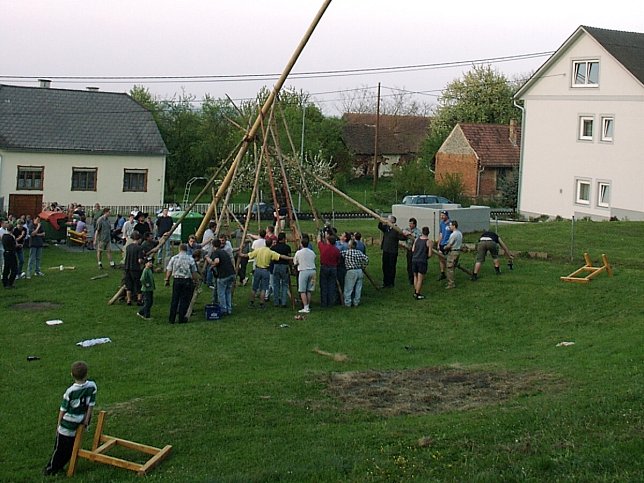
[392,204,490,240]
[0,150,166,207]
[519,33,644,220]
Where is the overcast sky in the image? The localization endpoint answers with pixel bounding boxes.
[2,0,643,115]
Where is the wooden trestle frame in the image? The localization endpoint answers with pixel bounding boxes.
[560,253,613,283]
[67,411,172,477]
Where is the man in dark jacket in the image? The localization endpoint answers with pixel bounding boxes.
[2,221,18,288]
[377,215,408,288]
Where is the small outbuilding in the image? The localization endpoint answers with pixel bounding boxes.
[435,122,520,200]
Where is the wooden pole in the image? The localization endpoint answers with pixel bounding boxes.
[311,173,475,278]
[196,0,334,239]
[107,155,235,305]
[277,102,324,229]
[269,121,302,241]
[372,82,381,190]
[311,172,389,225]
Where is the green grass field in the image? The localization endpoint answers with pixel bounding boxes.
[2,220,642,482]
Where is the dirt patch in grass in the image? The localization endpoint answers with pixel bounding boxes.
[13,302,61,311]
[324,366,555,416]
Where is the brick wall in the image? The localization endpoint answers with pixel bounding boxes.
[479,169,498,197]
[435,153,478,197]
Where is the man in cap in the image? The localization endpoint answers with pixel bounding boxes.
[133,212,151,239]
[437,210,451,281]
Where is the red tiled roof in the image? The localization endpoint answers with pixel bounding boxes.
[459,123,521,167]
[341,113,431,155]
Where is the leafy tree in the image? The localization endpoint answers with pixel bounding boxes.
[436,173,466,206]
[230,87,346,200]
[497,167,519,209]
[419,65,519,167]
[130,85,347,203]
[391,160,436,197]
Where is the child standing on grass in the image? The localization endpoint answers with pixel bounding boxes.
[138,257,156,320]
[43,361,97,476]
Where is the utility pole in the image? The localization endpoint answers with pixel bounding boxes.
[372,82,381,190]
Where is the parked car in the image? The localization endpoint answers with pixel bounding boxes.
[240,202,300,222]
[402,194,452,205]
[243,202,275,220]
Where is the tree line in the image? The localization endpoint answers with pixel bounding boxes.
[131,65,527,206]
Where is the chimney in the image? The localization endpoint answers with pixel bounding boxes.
[509,119,517,146]
[86,87,99,91]
[38,79,51,88]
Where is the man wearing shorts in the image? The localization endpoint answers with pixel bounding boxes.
[293,236,316,314]
[94,207,114,269]
[471,231,513,280]
[411,226,432,299]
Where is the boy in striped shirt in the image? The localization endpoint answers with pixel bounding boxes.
[44,361,97,476]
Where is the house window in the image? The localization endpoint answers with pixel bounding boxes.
[572,60,599,86]
[71,168,97,191]
[579,116,594,141]
[17,166,44,190]
[123,169,147,192]
[601,117,614,142]
[597,182,610,208]
[575,179,591,205]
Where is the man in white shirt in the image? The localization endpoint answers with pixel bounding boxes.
[202,221,216,246]
[293,235,317,313]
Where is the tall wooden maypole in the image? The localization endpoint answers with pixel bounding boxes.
[196,0,333,239]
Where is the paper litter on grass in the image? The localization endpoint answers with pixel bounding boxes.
[76,337,112,347]
[556,341,575,347]
[46,319,63,326]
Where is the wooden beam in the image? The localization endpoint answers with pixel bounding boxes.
[196,0,334,239]
[138,445,173,476]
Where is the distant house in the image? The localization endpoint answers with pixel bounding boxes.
[341,113,431,177]
[435,122,520,199]
[0,82,168,217]
[515,26,644,220]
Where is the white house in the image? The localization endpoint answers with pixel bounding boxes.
[515,26,644,220]
[0,82,167,216]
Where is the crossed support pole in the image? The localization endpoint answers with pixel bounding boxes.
[67,410,172,477]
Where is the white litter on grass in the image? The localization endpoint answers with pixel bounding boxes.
[556,341,575,347]
[46,319,63,326]
[76,337,112,348]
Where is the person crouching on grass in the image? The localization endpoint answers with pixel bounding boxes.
[43,361,97,476]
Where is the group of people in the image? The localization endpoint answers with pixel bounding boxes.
[1,215,46,288]
[125,208,513,322]
[3,200,512,321]
[238,225,370,314]
[379,210,513,299]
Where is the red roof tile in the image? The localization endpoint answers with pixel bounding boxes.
[458,123,521,167]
